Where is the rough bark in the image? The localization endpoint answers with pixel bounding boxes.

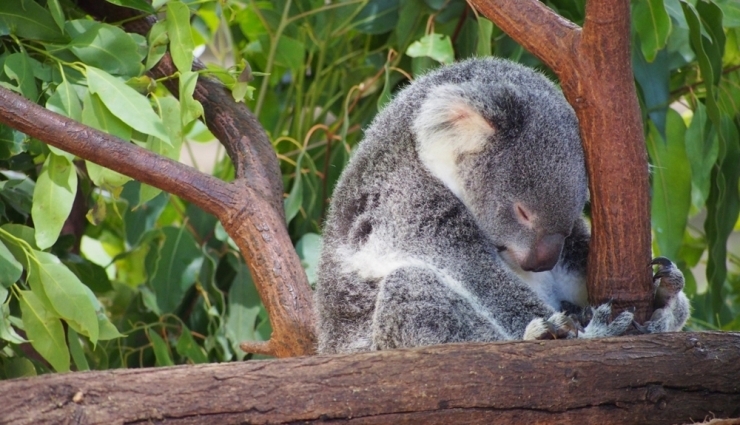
[1,332,738,425]
[470,0,654,320]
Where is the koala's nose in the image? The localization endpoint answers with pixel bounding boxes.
[521,233,565,272]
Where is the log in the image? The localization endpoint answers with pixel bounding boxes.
[2,332,739,424]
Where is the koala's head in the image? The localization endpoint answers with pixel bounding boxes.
[412,59,587,272]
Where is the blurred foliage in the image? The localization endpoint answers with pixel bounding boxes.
[0,0,738,378]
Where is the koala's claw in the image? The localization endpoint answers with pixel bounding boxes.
[650,257,685,302]
[523,312,580,340]
[580,302,634,338]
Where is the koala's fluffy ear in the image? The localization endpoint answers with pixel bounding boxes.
[413,84,495,199]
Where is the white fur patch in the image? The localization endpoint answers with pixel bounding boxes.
[511,262,588,310]
[339,236,512,339]
[413,84,494,200]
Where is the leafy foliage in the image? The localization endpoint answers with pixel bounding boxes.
[0,0,738,378]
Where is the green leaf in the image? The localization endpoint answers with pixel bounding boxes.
[225,262,261,360]
[1,302,27,344]
[147,328,174,366]
[105,0,155,13]
[166,1,195,73]
[67,20,145,78]
[179,71,203,126]
[352,0,400,34]
[19,290,69,372]
[705,116,740,323]
[86,66,171,145]
[32,154,78,250]
[2,357,37,378]
[633,44,670,139]
[147,226,202,314]
[274,36,306,70]
[476,17,493,57]
[0,125,26,159]
[0,240,22,288]
[145,21,168,71]
[175,324,208,364]
[633,0,672,62]
[30,251,100,344]
[685,103,718,210]
[647,110,691,260]
[0,0,66,42]
[284,152,304,223]
[81,91,133,189]
[295,233,322,288]
[47,0,64,31]
[4,52,38,101]
[67,328,90,371]
[406,33,455,65]
[716,0,740,27]
[47,81,83,122]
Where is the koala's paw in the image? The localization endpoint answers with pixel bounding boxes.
[523,312,581,340]
[634,257,690,333]
[580,302,634,338]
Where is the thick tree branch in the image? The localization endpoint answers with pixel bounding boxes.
[472,0,653,320]
[0,87,233,219]
[468,0,581,75]
[1,332,739,424]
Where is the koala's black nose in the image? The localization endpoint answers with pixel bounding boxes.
[521,233,565,272]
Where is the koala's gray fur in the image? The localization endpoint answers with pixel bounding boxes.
[314,57,689,354]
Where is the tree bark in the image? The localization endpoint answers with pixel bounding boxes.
[470,0,654,321]
[0,332,738,424]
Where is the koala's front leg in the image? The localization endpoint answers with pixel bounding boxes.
[634,257,690,333]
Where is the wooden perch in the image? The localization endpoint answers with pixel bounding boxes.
[1,332,739,424]
[471,0,654,320]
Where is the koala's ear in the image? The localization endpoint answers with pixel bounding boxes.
[413,84,495,199]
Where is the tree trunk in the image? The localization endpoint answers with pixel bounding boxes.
[1,332,739,425]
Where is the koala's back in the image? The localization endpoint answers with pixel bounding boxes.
[315,58,584,354]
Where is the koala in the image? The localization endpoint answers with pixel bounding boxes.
[314,57,689,354]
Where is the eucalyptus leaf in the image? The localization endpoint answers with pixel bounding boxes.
[30,251,100,344]
[86,66,171,145]
[67,20,145,78]
[0,0,66,42]
[407,34,454,64]
[1,302,26,344]
[633,0,672,62]
[166,1,195,73]
[178,71,204,126]
[0,240,22,288]
[31,154,77,250]
[647,110,691,260]
[147,327,174,366]
[19,290,70,372]
[225,262,261,360]
[4,52,38,101]
[67,328,90,371]
[175,324,208,364]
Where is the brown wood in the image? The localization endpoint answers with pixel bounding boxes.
[1,332,738,424]
[470,0,653,320]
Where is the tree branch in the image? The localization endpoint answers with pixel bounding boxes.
[467,0,581,75]
[0,87,232,219]
[1,332,738,424]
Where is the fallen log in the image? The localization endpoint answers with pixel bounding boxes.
[1,332,739,424]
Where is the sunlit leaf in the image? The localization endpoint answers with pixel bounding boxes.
[86,66,171,145]
[31,154,77,250]
[67,20,145,78]
[407,33,454,64]
[19,290,69,372]
[147,328,174,366]
[633,0,672,62]
[30,251,100,344]
[166,0,195,73]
